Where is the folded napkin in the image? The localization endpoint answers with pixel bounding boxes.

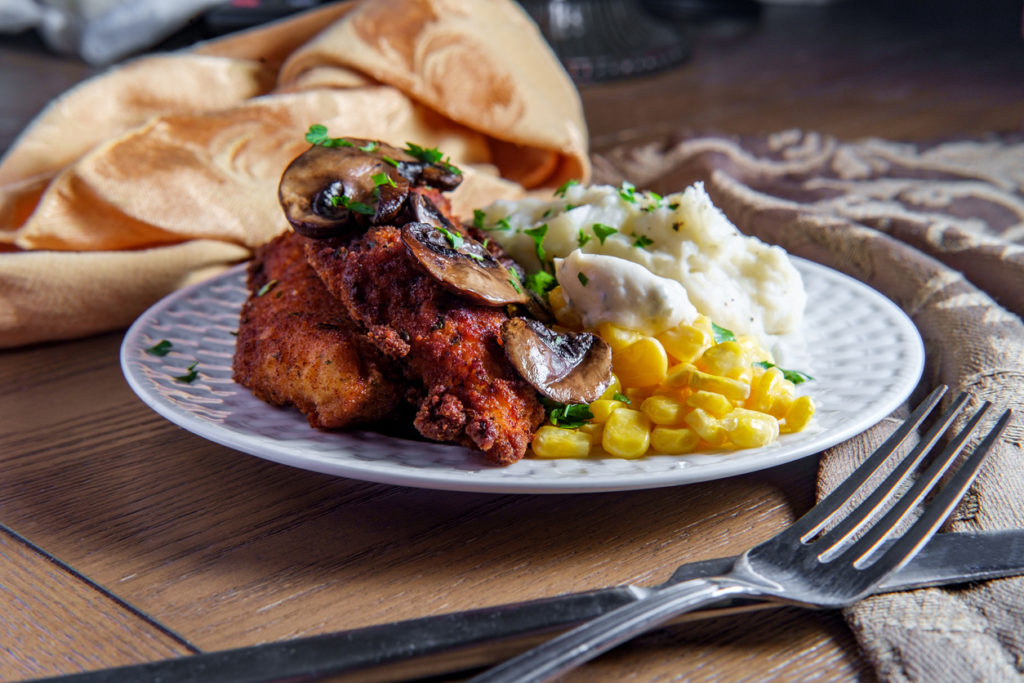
[0,0,588,348]
[594,130,1024,680]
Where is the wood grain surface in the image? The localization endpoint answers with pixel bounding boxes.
[3,0,1022,680]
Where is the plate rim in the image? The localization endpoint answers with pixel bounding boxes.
[120,256,924,494]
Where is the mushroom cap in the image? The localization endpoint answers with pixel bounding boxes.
[501,317,613,404]
[401,222,530,307]
[277,138,463,239]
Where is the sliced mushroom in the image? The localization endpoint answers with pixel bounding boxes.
[501,317,612,404]
[401,222,530,307]
[278,138,463,239]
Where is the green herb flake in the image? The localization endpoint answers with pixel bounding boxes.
[711,322,737,344]
[592,223,618,244]
[473,209,487,229]
[554,179,580,198]
[359,140,380,152]
[577,272,589,287]
[436,225,464,250]
[631,233,654,249]
[524,270,557,298]
[146,340,172,356]
[174,361,199,384]
[404,142,461,175]
[508,275,522,294]
[381,155,401,168]
[541,208,555,219]
[256,279,279,297]
[612,392,631,404]
[304,124,354,148]
[618,181,637,203]
[577,228,591,248]
[523,224,549,264]
[371,172,396,188]
[496,217,513,232]
[548,402,594,429]
[330,193,375,216]
[753,361,815,384]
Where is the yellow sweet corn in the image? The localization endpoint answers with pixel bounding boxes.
[782,395,816,433]
[597,322,641,351]
[640,394,686,425]
[683,407,728,446]
[532,425,592,458]
[722,408,780,448]
[699,341,750,383]
[686,390,734,418]
[612,336,669,387]
[656,322,711,364]
[748,366,784,413]
[602,408,652,458]
[651,426,700,454]
[590,398,625,422]
[599,374,622,400]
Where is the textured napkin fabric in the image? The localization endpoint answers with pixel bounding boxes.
[0,0,588,348]
[593,131,1024,681]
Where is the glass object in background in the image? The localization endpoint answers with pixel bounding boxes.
[518,0,690,83]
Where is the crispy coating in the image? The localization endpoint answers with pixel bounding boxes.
[233,231,404,429]
[305,225,545,465]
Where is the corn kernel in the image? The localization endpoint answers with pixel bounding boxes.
[613,337,669,387]
[623,386,652,404]
[580,421,604,443]
[602,408,652,458]
[640,394,686,425]
[598,375,622,400]
[650,426,700,454]
[748,366,784,412]
[663,363,699,389]
[782,395,816,433]
[590,398,624,422]
[656,323,710,364]
[597,322,641,351]
[737,335,774,364]
[531,425,592,458]
[684,408,727,446]
[699,341,748,380]
[686,390,734,418]
[722,408,779,448]
[689,369,750,402]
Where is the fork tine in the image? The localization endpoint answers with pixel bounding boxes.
[864,409,1012,571]
[837,404,1007,569]
[790,385,948,539]
[812,392,969,549]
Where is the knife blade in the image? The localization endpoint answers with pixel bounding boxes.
[42,528,1024,683]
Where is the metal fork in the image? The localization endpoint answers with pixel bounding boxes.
[470,386,1012,683]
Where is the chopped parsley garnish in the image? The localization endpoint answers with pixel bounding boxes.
[381,155,401,168]
[330,193,375,216]
[618,181,637,203]
[404,142,461,175]
[577,272,589,286]
[436,225,464,249]
[554,179,580,197]
[495,217,513,232]
[304,124,354,148]
[525,270,557,297]
[711,323,736,344]
[577,228,591,248]
[256,279,279,297]
[473,209,487,229]
[753,361,815,384]
[508,271,523,293]
[371,172,396,188]
[523,224,549,264]
[631,233,654,249]
[174,361,199,384]
[146,340,172,356]
[546,401,594,429]
[359,140,380,153]
[612,392,631,404]
[541,208,555,218]
[592,223,618,244]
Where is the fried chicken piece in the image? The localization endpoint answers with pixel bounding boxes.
[305,226,545,465]
[233,230,405,429]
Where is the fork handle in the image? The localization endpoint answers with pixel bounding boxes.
[468,578,756,683]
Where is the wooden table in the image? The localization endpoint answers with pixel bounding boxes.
[3,1,1023,680]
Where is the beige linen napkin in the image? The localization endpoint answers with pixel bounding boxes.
[0,0,588,348]
[594,130,1024,680]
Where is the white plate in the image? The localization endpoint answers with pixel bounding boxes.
[120,257,923,494]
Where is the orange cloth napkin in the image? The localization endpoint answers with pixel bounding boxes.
[0,0,589,348]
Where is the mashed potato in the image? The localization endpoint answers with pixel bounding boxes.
[476,182,806,346]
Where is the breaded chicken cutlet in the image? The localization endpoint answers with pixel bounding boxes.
[233,230,405,429]
[305,225,545,465]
